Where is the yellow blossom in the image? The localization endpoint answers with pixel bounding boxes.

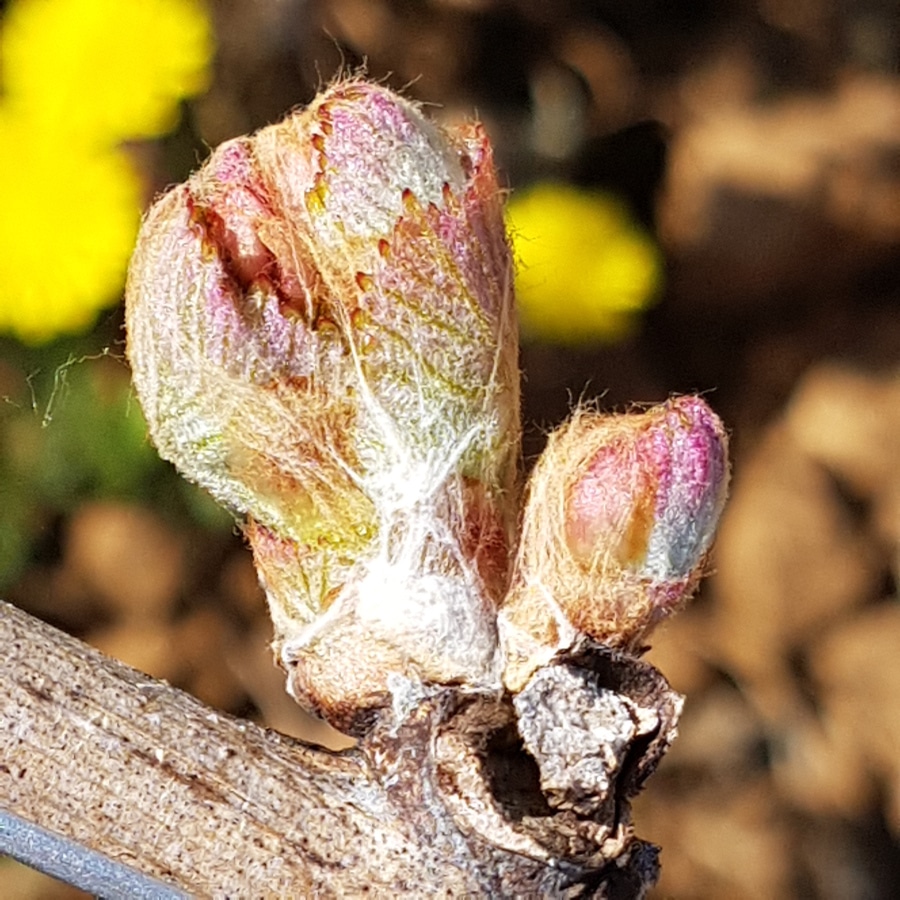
[506,182,662,344]
[0,111,141,342]
[1,0,212,145]
[0,0,213,343]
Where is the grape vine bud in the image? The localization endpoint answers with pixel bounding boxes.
[126,80,519,730]
[499,396,729,691]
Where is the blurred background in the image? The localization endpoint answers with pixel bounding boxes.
[1,0,899,896]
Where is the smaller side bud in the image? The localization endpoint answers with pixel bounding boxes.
[499,396,729,691]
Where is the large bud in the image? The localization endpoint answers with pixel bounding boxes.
[126,80,519,731]
[499,397,729,691]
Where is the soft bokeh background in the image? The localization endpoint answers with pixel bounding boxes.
[2,0,899,896]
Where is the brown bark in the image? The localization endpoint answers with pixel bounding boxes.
[0,600,680,897]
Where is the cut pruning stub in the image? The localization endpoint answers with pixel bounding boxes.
[126,78,728,735]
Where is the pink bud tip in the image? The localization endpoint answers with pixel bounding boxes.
[499,396,729,688]
[566,396,729,585]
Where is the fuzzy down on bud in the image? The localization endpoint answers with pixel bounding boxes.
[126,80,519,729]
[499,397,729,691]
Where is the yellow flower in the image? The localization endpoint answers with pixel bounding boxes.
[0,112,141,342]
[1,0,212,145]
[506,182,662,344]
[0,0,213,343]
